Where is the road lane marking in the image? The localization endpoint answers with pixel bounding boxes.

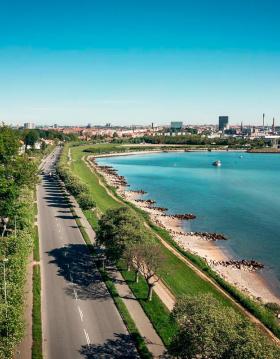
[83,329,90,346]
[78,306,83,322]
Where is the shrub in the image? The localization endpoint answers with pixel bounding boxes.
[77,192,96,210]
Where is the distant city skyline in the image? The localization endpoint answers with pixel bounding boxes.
[1,0,280,126]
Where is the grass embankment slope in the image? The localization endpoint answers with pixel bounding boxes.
[68,143,280,342]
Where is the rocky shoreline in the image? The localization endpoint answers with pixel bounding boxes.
[89,154,280,305]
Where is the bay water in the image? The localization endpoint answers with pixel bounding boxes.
[97,151,280,284]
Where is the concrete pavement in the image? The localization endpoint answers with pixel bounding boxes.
[38,148,138,358]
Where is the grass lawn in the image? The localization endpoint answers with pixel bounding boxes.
[33,225,40,262]
[71,146,121,214]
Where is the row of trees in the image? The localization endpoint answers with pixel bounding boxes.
[95,206,280,358]
[0,126,39,358]
[96,207,164,300]
[130,134,266,148]
[21,129,78,147]
[57,154,96,211]
[19,129,79,152]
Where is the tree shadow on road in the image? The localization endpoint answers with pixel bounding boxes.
[42,180,71,208]
[79,333,139,358]
[47,244,111,301]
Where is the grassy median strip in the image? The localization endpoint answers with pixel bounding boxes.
[33,225,40,262]
[32,264,42,359]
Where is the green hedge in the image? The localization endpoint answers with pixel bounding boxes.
[0,189,34,359]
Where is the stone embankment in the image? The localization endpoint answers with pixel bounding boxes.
[135,199,156,205]
[188,231,227,241]
[212,259,264,271]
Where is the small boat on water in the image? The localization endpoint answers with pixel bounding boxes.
[212,160,222,167]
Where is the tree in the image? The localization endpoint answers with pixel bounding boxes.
[96,207,145,261]
[169,293,280,359]
[77,193,96,210]
[0,126,38,224]
[133,242,164,300]
[64,175,87,196]
[123,242,143,283]
[231,323,280,359]
[23,130,40,150]
[0,125,20,163]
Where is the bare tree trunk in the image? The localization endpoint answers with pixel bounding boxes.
[135,269,139,283]
[148,284,154,301]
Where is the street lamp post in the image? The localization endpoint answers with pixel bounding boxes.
[1,217,9,237]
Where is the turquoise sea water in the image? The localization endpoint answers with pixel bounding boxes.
[97,152,280,284]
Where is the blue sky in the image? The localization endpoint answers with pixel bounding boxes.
[0,0,279,126]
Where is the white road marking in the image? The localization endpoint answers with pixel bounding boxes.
[83,329,90,346]
[78,306,83,321]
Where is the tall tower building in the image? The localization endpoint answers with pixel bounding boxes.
[218,116,229,131]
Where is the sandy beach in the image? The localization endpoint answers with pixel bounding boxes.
[89,154,280,305]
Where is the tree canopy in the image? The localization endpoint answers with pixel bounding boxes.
[96,207,146,261]
[0,126,38,222]
[0,125,39,358]
[169,293,280,359]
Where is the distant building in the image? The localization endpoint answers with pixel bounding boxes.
[272,117,275,133]
[24,122,35,129]
[218,116,229,131]
[170,121,183,132]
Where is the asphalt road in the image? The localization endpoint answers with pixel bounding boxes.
[38,148,137,358]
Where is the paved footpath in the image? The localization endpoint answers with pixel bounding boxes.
[67,191,167,358]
